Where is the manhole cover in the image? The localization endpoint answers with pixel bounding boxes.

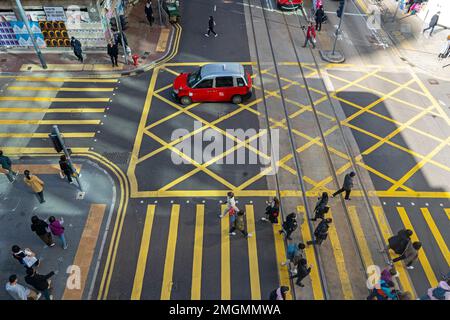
[428,79,439,85]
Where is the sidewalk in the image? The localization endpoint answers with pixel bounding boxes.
[0,156,116,300]
[0,1,174,75]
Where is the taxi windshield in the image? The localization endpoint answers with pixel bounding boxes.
[188,68,202,87]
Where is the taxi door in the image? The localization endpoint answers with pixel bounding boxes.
[192,78,214,102]
[214,76,235,102]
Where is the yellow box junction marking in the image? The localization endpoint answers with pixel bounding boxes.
[245,204,261,300]
[62,204,106,300]
[0,119,100,125]
[298,206,324,300]
[221,204,231,300]
[445,209,450,221]
[191,204,205,300]
[396,207,438,288]
[131,205,156,300]
[12,164,82,174]
[161,204,181,300]
[420,208,450,266]
[0,97,109,102]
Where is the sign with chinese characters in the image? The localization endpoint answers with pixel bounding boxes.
[43,7,67,21]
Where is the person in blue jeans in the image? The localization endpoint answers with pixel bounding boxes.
[48,216,67,249]
[0,150,18,183]
[24,268,55,300]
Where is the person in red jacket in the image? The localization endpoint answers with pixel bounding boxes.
[303,22,316,48]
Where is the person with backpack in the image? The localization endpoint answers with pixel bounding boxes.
[229,210,253,238]
[420,279,450,300]
[389,241,422,270]
[261,197,280,224]
[31,215,55,247]
[24,268,55,300]
[11,245,40,271]
[23,170,45,204]
[279,212,298,240]
[382,229,413,254]
[290,258,312,287]
[5,274,40,300]
[48,216,67,249]
[59,155,74,184]
[0,150,18,183]
[310,192,329,221]
[269,286,289,300]
[307,218,332,246]
[367,279,398,300]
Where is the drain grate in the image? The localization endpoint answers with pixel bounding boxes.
[428,79,439,85]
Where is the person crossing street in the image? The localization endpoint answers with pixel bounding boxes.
[307,218,332,246]
[205,16,218,37]
[229,210,253,238]
[0,150,18,183]
[31,215,55,247]
[332,171,355,200]
[23,170,45,204]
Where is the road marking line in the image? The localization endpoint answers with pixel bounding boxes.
[12,77,118,83]
[347,206,374,269]
[191,204,205,300]
[7,86,114,92]
[396,207,438,288]
[161,204,180,300]
[221,204,231,300]
[62,204,106,300]
[1,147,90,155]
[20,64,124,72]
[298,206,324,300]
[246,205,261,300]
[420,208,450,266]
[0,132,95,138]
[372,206,416,298]
[0,97,109,102]
[327,209,354,300]
[131,205,156,300]
[0,119,100,125]
[0,108,105,113]
[445,209,450,221]
[156,28,171,53]
[356,160,413,192]
[12,164,81,174]
[272,217,292,300]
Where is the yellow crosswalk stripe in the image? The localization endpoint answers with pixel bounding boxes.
[0,132,95,138]
[0,147,89,155]
[347,206,374,267]
[0,120,100,125]
[326,209,354,299]
[7,86,114,92]
[221,204,231,300]
[396,207,438,288]
[11,77,118,83]
[191,204,204,300]
[131,205,156,300]
[297,206,324,300]
[372,206,416,298]
[272,217,292,300]
[0,108,105,113]
[161,204,181,300]
[245,205,261,300]
[420,208,450,266]
[445,209,450,221]
[0,97,109,102]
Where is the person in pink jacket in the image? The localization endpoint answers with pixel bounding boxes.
[48,216,67,249]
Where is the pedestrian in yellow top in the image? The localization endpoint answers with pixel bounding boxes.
[23,170,45,204]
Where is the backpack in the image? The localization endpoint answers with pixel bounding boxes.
[287,244,297,260]
[431,287,449,300]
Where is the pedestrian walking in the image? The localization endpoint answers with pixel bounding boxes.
[49,216,67,249]
[5,275,40,300]
[0,150,18,183]
[229,210,253,238]
[70,36,83,62]
[307,218,332,246]
[59,155,75,184]
[381,228,413,254]
[205,16,218,37]
[315,5,325,32]
[302,22,317,48]
[107,40,119,67]
[310,192,329,221]
[423,12,440,36]
[31,215,55,247]
[420,280,450,300]
[11,245,40,271]
[282,242,306,267]
[332,171,355,200]
[389,241,422,270]
[24,268,54,300]
[366,279,398,300]
[219,192,239,231]
[23,170,45,203]
[145,0,154,27]
[261,197,280,223]
[279,212,298,240]
[269,286,289,300]
[290,258,312,287]
[438,35,450,60]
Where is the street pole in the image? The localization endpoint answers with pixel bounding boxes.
[332,1,346,56]
[14,0,47,69]
[158,0,163,26]
[392,0,402,22]
[115,4,128,64]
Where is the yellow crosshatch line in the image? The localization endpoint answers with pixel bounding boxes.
[127,62,450,198]
[0,107,105,113]
[7,86,115,92]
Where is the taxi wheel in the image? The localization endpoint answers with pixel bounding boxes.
[180,96,192,105]
[232,95,243,104]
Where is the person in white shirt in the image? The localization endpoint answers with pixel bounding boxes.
[5,274,40,300]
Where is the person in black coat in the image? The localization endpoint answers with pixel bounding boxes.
[311,192,329,221]
[332,171,355,200]
[307,218,332,246]
[279,212,298,240]
[107,41,119,67]
[31,216,54,247]
[24,268,55,300]
[70,36,83,62]
[205,16,218,37]
[290,258,312,287]
[144,0,154,26]
[382,229,413,254]
[59,155,74,184]
[422,12,440,36]
[315,5,325,32]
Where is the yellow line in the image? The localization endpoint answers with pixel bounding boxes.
[131,205,156,300]
[445,209,450,221]
[0,97,109,102]
[298,206,324,300]
[0,120,100,125]
[272,218,292,300]
[161,204,180,300]
[12,77,118,83]
[396,207,438,288]
[372,206,416,298]
[355,0,369,13]
[7,86,114,92]
[0,108,104,113]
[0,132,95,138]
[191,204,204,300]
[0,147,89,155]
[356,160,413,192]
[420,208,450,266]
[246,205,261,300]
[221,204,231,300]
[347,206,374,268]
[156,28,171,52]
[12,164,82,174]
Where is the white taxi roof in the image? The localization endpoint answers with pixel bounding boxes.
[200,63,245,78]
